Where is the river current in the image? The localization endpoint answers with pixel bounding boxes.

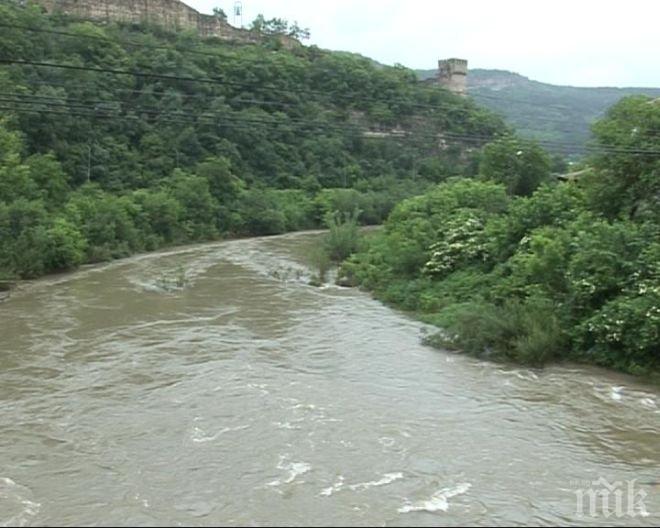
[1,231,658,526]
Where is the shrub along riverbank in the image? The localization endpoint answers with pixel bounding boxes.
[340,96,660,376]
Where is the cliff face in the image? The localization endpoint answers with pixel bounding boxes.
[31,0,282,44]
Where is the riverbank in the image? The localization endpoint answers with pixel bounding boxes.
[0,228,333,302]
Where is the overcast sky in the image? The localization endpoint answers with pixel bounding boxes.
[186,0,660,88]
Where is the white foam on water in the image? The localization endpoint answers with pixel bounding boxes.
[0,477,41,527]
[611,386,624,401]
[311,416,342,424]
[273,421,302,430]
[320,476,345,497]
[379,437,395,448]
[191,425,249,443]
[398,483,471,514]
[514,370,539,381]
[267,459,312,487]
[292,403,317,411]
[132,492,150,509]
[349,472,404,491]
[640,397,656,409]
[246,383,270,396]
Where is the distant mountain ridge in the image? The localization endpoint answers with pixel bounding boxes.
[417,68,660,152]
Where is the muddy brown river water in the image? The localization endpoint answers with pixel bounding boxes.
[0,231,658,526]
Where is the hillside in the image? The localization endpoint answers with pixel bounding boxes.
[0,2,505,279]
[418,68,660,151]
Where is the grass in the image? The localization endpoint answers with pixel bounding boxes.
[323,209,363,263]
[423,299,568,366]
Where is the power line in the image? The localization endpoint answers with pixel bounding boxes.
[8,94,656,154]
[0,104,496,152]
[1,20,629,120]
[0,53,500,117]
[4,15,658,142]
[16,77,516,138]
[0,96,464,141]
[10,58,660,146]
[1,59,510,133]
[23,78,660,143]
[2,58,658,155]
[0,93,634,154]
[22,72,660,147]
[0,85,309,112]
[3,94,659,156]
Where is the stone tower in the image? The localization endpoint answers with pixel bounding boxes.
[437,58,468,96]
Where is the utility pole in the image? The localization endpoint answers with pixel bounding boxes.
[233,1,243,27]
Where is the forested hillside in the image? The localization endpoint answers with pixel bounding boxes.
[0,1,505,280]
[418,68,660,152]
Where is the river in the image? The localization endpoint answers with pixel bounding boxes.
[1,231,658,526]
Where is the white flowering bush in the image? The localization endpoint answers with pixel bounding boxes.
[424,210,488,277]
[574,241,660,371]
[577,292,660,371]
[564,218,643,310]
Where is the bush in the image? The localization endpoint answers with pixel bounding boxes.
[43,217,87,272]
[0,199,49,278]
[168,170,218,240]
[65,187,141,261]
[131,189,182,245]
[479,136,551,196]
[270,190,316,231]
[484,182,586,261]
[424,210,488,278]
[576,292,660,374]
[232,189,288,235]
[427,298,567,366]
[308,245,331,285]
[323,209,362,262]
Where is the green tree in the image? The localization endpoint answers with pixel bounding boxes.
[0,122,38,203]
[480,136,551,196]
[168,170,218,240]
[213,7,227,21]
[43,218,87,271]
[131,189,182,245]
[0,199,50,278]
[25,153,70,207]
[587,96,660,221]
[195,157,243,203]
[65,187,140,261]
[249,14,309,39]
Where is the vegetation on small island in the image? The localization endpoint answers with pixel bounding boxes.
[339,96,660,376]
